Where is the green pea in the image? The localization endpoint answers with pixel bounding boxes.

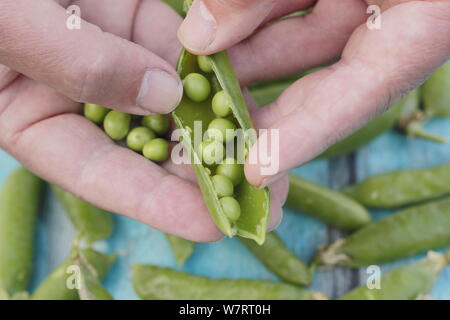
[0,168,43,295]
[142,114,170,136]
[211,175,234,198]
[211,90,232,117]
[84,104,110,124]
[199,140,225,165]
[207,118,237,143]
[103,110,131,140]
[216,158,244,186]
[240,232,312,286]
[126,127,156,152]
[197,55,213,73]
[143,138,169,162]
[183,73,211,102]
[220,197,241,221]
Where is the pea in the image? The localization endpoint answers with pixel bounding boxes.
[211,175,234,198]
[142,114,170,136]
[206,118,237,143]
[126,127,156,152]
[103,110,131,140]
[199,140,225,165]
[211,91,232,117]
[183,73,211,102]
[197,55,213,73]
[220,197,241,221]
[143,138,169,162]
[216,158,244,186]
[84,103,110,124]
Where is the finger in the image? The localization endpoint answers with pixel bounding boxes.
[267,176,288,231]
[73,0,183,66]
[245,1,450,188]
[178,0,316,54]
[0,79,221,242]
[0,0,182,115]
[229,0,367,84]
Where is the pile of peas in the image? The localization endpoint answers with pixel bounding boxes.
[182,55,245,222]
[83,104,170,163]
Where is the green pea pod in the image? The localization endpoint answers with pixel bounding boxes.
[422,60,450,117]
[74,248,113,300]
[320,94,404,158]
[240,232,312,286]
[32,249,115,300]
[165,234,196,266]
[344,163,450,209]
[0,167,44,295]
[286,175,371,230]
[173,50,270,244]
[162,0,185,16]
[320,198,450,267]
[52,186,114,242]
[132,265,326,300]
[340,251,449,300]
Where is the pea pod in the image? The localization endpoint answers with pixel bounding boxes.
[340,251,449,300]
[132,265,326,300]
[240,232,312,286]
[422,60,450,117]
[165,234,196,266]
[0,167,44,295]
[320,93,404,158]
[286,175,371,230]
[32,249,115,300]
[52,186,114,242]
[162,0,185,16]
[173,50,270,244]
[344,163,450,209]
[319,198,450,267]
[74,248,113,300]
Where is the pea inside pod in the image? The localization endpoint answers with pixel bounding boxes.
[173,49,270,244]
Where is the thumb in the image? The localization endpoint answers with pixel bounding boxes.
[178,0,314,55]
[0,0,183,115]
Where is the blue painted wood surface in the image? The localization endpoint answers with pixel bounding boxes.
[0,117,449,300]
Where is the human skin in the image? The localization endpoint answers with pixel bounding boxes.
[178,0,450,188]
[0,0,288,242]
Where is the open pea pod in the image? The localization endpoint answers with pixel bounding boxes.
[173,50,270,244]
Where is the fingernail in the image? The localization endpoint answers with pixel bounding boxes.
[259,171,286,189]
[137,70,183,114]
[178,0,216,52]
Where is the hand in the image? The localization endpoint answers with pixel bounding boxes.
[178,0,450,187]
[0,0,287,241]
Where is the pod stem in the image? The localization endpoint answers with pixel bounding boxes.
[406,121,447,144]
[318,239,349,266]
